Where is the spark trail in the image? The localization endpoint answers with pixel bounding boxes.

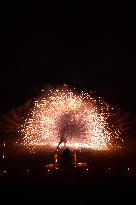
[20,85,122,151]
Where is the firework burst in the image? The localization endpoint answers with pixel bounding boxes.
[19,85,122,151]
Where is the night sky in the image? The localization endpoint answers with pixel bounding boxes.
[0,1,134,115]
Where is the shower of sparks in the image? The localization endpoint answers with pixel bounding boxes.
[19,85,122,151]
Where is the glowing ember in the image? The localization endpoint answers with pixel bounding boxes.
[19,85,122,151]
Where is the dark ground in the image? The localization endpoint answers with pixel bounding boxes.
[0,149,136,203]
[0,170,136,203]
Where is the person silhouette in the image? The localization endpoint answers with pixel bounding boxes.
[57,128,67,149]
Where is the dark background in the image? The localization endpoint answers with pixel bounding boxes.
[1,2,136,202]
[0,1,134,115]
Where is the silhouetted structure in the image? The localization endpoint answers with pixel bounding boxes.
[61,148,73,167]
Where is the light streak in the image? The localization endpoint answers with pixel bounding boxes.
[54,153,58,163]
